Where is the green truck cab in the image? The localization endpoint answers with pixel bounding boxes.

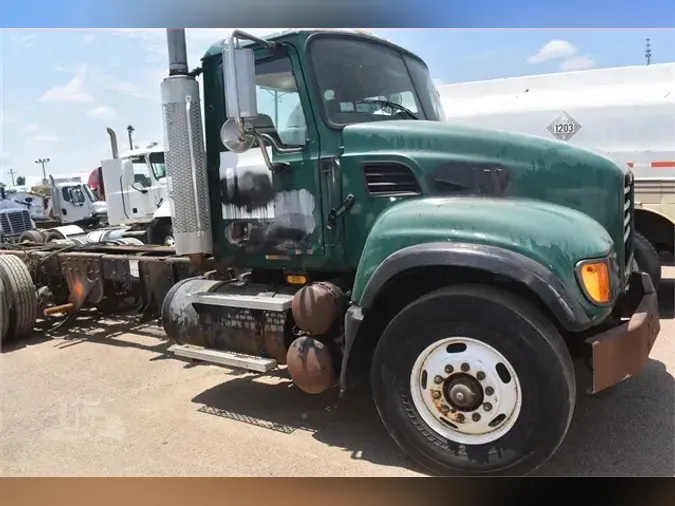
[159,29,661,476]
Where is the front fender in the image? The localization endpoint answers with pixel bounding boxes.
[352,196,617,326]
[153,200,172,220]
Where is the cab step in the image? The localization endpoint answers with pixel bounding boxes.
[168,344,278,373]
[187,287,294,312]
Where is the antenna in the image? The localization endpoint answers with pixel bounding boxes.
[645,38,652,65]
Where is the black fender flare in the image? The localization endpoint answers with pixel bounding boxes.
[339,242,592,396]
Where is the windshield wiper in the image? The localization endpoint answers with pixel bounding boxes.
[356,99,419,120]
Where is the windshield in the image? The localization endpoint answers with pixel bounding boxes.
[83,184,98,202]
[309,36,443,125]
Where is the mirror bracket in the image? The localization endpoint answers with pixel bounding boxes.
[131,184,149,194]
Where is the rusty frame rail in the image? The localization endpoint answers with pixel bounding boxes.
[0,243,209,318]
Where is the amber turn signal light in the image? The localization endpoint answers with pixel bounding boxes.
[577,260,611,305]
[287,275,308,285]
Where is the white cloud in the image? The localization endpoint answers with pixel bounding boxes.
[1,112,17,124]
[40,64,95,102]
[82,33,95,43]
[106,81,150,99]
[527,40,578,64]
[559,55,596,71]
[24,124,39,133]
[11,34,35,48]
[28,134,61,143]
[433,78,445,87]
[109,28,284,67]
[87,106,117,121]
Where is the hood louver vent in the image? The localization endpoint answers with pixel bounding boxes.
[363,163,421,196]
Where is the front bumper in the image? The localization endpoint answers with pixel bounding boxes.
[586,271,661,394]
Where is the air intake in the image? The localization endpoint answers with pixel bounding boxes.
[363,163,421,196]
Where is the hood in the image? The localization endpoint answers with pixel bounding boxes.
[92,201,108,215]
[341,120,630,270]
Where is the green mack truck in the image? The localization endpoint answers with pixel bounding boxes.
[158,28,660,475]
[0,28,661,476]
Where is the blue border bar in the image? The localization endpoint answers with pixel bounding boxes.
[2,1,674,28]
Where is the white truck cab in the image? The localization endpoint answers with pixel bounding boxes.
[46,178,108,225]
[100,144,168,227]
[100,128,173,245]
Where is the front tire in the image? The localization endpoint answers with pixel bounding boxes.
[147,218,174,247]
[371,284,575,476]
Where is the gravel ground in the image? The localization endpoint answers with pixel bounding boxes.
[1,268,673,477]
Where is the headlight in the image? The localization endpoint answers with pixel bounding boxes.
[576,258,611,305]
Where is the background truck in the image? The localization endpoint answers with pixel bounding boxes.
[438,62,675,288]
[25,175,108,231]
[0,28,661,477]
[0,185,37,243]
[87,129,173,245]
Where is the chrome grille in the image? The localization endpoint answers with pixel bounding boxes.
[623,173,634,271]
[0,210,32,237]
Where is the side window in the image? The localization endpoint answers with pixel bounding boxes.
[61,187,71,202]
[254,57,307,147]
[71,186,85,205]
[149,152,166,180]
[131,159,152,188]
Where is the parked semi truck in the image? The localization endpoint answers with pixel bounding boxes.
[0,29,661,477]
[438,62,675,288]
[0,186,37,242]
[26,175,108,231]
[88,131,173,245]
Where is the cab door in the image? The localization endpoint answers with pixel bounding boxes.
[216,47,324,260]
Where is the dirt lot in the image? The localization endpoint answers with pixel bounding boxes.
[1,269,673,477]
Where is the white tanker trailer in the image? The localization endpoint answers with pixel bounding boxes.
[439,62,675,285]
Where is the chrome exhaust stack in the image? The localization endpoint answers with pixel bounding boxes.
[160,29,213,256]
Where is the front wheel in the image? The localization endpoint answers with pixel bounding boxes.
[147,218,174,247]
[371,284,576,476]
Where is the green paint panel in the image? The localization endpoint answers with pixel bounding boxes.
[339,120,628,274]
[350,196,615,321]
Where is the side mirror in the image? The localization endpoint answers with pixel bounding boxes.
[223,43,258,120]
[121,159,135,189]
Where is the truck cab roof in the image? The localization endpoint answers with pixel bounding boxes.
[202,29,413,61]
[118,145,164,158]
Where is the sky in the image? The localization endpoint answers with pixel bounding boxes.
[1,28,674,186]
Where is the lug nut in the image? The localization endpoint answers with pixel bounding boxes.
[485,386,494,396]
[483,402,493,412]
[440,405,450,415]
[444,364,454,374]
[456,413,465,422]
[432,391,441,399]
[461,363,470,372]
[472,413,481,422]
[434,375,443,385]
[476,371,486,380]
